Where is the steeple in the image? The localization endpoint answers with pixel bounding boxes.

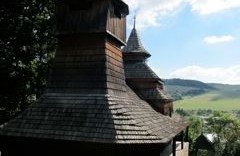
[0,1,188,155]
[122,15,174,116]
[122,16,151,59]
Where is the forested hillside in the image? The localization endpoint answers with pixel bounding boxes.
[165,79,240,111]
[165,79,240,100]
[164,79,216,100]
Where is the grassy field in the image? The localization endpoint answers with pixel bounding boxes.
[174,92,240,111]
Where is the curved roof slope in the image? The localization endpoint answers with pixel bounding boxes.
[0,86,186,144]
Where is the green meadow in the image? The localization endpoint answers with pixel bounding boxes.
[174,92,240,111]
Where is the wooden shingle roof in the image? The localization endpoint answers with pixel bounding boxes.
[139,88,172,101]
[122,25,150,58]
[124,61,161,80]
[0,86,186,144]
[0,0,187,146]
[122,23,173,104]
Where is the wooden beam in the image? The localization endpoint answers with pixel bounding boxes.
[185,126,189,142]
[181,131,184,149]
[172,138,176,156]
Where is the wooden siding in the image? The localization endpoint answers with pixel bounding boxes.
[56,0,127,44]
[106,3,126,43]
[55,1,108,35]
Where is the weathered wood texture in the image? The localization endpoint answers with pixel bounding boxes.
[149,101,174,116]
[122,27,150,57]
[0,86,186,144]
[0,1,188,155]
[124,61,161,80]
[47,35,126,96]
[126,80,173,116]
[107,2,126,43]
[56,0,127,43]
[122,23,174,116]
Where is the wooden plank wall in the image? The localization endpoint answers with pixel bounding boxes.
[56,0,126,44]
[106,3,126,43]
[55,1,108,35]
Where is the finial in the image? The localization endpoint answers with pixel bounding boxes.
[133,16,136,29]
[134,12,136,29]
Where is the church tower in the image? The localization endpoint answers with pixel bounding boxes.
[0,1,187,156]
[122,17,173,116]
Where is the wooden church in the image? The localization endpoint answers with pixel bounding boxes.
[122,18,174,117]
[0,0,188,156]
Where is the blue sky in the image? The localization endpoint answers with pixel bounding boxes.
[123,0,240,84]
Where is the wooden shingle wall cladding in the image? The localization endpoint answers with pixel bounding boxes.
[105,40,127,95]
[46,35,126,96]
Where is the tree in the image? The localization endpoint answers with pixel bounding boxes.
[206,112,240,156]
[175,108,190,117]
[0,0,56,122]
[188,116,202,154]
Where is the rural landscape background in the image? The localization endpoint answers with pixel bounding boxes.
[0,0,239,155]
[164,78,240,155]
[165,78,240,112]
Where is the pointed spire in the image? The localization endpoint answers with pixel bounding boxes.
[122,15,151,58]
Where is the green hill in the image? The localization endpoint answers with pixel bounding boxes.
[165,79,215,90]
[175,92,240,111]
[164,79,240,111]
[164,79,215,100]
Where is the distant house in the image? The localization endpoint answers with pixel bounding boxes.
[195,133,217,156]
[0,0,189,156]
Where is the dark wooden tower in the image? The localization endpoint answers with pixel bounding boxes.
[122,18,173,116]
[0,1,187,156]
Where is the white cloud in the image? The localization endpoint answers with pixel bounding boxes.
[187,0,240,15]
[169,65,240,84]
[123,0,184,30]
[203,35,235,44]
[122,0,240,29]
